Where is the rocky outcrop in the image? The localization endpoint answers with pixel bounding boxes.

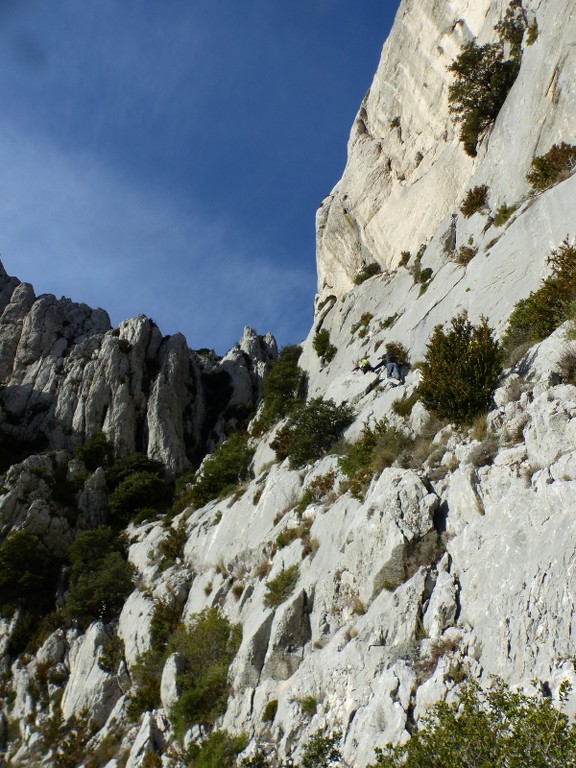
[0,261,276,476]
[316,0,576,300]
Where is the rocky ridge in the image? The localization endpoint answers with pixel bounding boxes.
[0,0,575,766]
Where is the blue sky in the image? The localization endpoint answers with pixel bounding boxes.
[0,0,400,353]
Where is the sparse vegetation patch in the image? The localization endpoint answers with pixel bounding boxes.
[460,184,489,218]
[526,142,576,192]
[312,329,337,365]
[271,398,354,469]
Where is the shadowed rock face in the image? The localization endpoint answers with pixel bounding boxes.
[0,261,277,476]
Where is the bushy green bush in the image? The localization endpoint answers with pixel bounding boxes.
[109,471,172,525]
[502,238,576,359]
[351,312,374,336]
[186,730,248,768]
[495,0,528,59]
[493,202,517,226]
[354,262,381,285]
[264,564,300,608]
[391,390,420,418]
[252,345,307,435]
[105,453,166,490]
[370,678,576,768]
[157,520,187,570]
[76,431,114,471]
[460,184,489,217]
[339,419,414,499]
[419,314,503,424]
[300,731,343,768]
[526,142,576,191]
[312,329,337,365]
[262,699,278,723]
[63,527,134,626]
[271,398,354,468]
[168,607,242,736]
[185,432,254,509]
[127,648,165,720]
[0,531,60,619]
[448,41,520,156]
[455,245,478,266]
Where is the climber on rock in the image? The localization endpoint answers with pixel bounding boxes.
[379,351,401,381]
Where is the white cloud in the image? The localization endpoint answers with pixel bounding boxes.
[0,123,314,353]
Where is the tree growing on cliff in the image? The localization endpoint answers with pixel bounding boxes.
[419,314,502,424]
[448,41,520,156]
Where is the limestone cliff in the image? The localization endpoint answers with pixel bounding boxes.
[0,1,575,767]
[316,0,575,302]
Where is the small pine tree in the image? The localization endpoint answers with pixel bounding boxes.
[448,41,520,156]
[419,314,502,424]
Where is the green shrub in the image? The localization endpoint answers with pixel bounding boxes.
[312,329,337,365]
[63,527,134,627]
[493,202,517,226]
[385,341,410,366]
[339,419,414,499]
[448,41,520,156]
[391,390,420,418]
[105,453,165,490]
[455,245,478,266]
[252,345,307,434]
[495,0,527,59]
[354,262,381,285]
[262,699,278,723]
[410,248,431,286]
[526,142,576,191]
[351,312,374,335]
[419,314,503,424]
[557,347,576,385]
[0,531,60,620]
[127,648,165,720]
[169,608,242,736]
[299,696,318,716]
[150,595,183,651]
[157,520,187,570]
[460,184,489,217]
[98,634,125,673]
[300,731,343,768]
[109,471,172,525]
[65,549,134,626]
[380,312,401,330]
[271,398,354,468]
[502,238,576,360]
[370,678,576,768]
[186,730,248,768]
[526,18,538,44]
[185,432,254,509]
[264,564,300,608]
[76,431,114,471]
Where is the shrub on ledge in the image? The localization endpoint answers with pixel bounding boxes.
[526,142,576,191]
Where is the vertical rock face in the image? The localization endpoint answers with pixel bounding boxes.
[0,265,276,475]
[316,0,576,299]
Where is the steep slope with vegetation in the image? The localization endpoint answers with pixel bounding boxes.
[0,0,575,766]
